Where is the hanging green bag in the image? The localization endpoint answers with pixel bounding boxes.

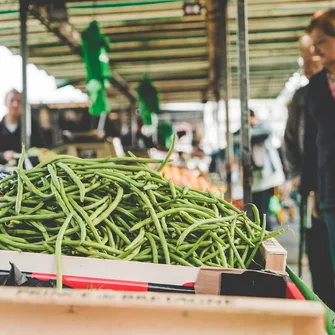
[81,20,111,116]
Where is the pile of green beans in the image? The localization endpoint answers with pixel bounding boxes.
[0,147,285,289]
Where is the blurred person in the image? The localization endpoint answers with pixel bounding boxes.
[0,89,45,165]
[285,35,322,187]
[284,34,334,309]
[105,112,121,138]
[305,9,335,292]
[249,110,285,230]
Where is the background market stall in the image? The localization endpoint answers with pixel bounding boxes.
[0,0,330,203]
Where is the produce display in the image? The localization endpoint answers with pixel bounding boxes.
[0,140,285,288]
[160,165,226,195]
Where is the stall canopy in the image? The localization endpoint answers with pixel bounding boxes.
[0,0,329,109]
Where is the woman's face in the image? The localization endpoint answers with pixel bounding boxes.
[5,92,22,118]
[310,28,335,68]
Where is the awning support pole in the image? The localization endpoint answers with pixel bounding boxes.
[237,0,252,205]
[222,0,232,200]
[131,102,138,148]
[20,0,31,149]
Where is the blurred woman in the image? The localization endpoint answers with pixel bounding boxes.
[0,89,45,164]
[305,9,335,276]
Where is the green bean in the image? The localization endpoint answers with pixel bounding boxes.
[21,202,45,215]
[17,170,51,198]
[132,255,156,262]
[0,234,45,251]
[169,180,177,199]
[0,212,64,224]
[145,232,158,263]
[209,232,228,248]
[182,186,189,196]
[119,238,146,260]
[58,179,86,244]
[114,215,132,231]
[0,204,13,217]
[179,211,196,224]
[125,228,145,251]
[89,200,109,221]
[161,216,168,233]
[12,229,40,236]
[177,215,238,246]
[212,204,219,216]
[156,133,176,173]
[92,186,123,226]
[130,208,213,232]
[43,241,55,253]
[201,249,220,263]
[114,206,137,222]
[104,218,131,245]
[143,184,159,191]
[122,245,142,261]
[170,253,193,267]
[245,215,266,268]
[200,245,211,259]
[184,231,211,258]
[241,245,250,263]
[57,162,85,202]
[68,196,102,243]
[56,213,75,288]
[130,185,170,264]
[15,147,25,214]
[216,241,228,268]
[235,226,255,247]
[105,225,116,249]
[226,231,246,269]
[47,164,61,191]
[75,246,117,260]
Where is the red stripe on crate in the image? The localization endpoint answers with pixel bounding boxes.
[182,282,195,287]
[32,272,149,291]
[286,282,305,300]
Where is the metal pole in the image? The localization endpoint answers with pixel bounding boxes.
[130,102,137,148]
[221,0,232,200]
[20,0,30,149]
[237,0,252,205]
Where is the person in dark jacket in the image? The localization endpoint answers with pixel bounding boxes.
[285,36,323,186]
[285,35,335,310]
[305,10,335,281]
[0,89,45,165]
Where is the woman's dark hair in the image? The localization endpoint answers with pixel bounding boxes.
[249,109,256,118]
[306,9,335,36]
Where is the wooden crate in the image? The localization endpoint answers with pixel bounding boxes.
[0,287,324,335]
[260,238,287,272]
[0,238,287,292]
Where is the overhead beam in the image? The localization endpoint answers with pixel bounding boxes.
[27,4,137,103]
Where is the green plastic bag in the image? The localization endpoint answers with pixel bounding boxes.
[269,195,282,216]
[158,121,173,149]
[81,20,111,116]
[137,75,160,126]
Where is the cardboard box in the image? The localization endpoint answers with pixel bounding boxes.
[0,287,324,335]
